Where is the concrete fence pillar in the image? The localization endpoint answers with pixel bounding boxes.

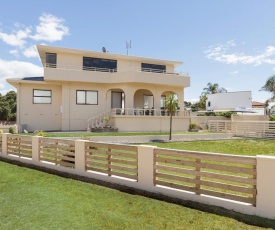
[32,136,40,163]
[256,155,275,219]
[75,140,87,173]
[137,145,155,190]
[2,133,8,155]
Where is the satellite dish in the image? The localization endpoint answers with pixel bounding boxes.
[102,47,106,53]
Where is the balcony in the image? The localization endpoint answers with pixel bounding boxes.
[44,64,190,87]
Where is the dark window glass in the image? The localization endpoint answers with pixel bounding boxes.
[141,63,166,73]
[33,89,52,104]
[46,53,57,68]
[83,57,117,72]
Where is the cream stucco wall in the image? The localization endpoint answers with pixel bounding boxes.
[112,116,190,132]
[18,83,62,132]
[14,80,187,132]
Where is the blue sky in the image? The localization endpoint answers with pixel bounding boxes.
[0,0,274,103]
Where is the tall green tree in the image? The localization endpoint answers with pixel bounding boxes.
[165,93,178,140]
[0,91,17,121]
[203,82,227,95]
[260,75,275,102]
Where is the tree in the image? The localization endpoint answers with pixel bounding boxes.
[260,75,275,102]
[203,82,227,95]
[0,90,17,121]
[165,93,178,140]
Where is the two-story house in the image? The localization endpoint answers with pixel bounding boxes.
[7,45,190,132]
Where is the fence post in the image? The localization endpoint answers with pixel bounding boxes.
[256,155,275,219]
[32,136,40,163]
[2,133,8,155]
[137,145,155,190]
[75,140,87,173]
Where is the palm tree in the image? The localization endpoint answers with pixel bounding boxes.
[165,93,178,140]
[260,75,275,102]
[203,82,227,95]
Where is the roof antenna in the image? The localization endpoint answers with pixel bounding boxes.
[126,40,131,55]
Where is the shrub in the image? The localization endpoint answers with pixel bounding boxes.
[270,115,275,121]
[9,127,15,134]
[189,122,197,129]
[33,130,47,137]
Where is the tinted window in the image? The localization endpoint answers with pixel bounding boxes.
[83,57,117,72]
[46,53,57,68]
[141,63,166,73]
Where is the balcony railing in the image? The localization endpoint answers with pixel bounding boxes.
[44,63,189,77]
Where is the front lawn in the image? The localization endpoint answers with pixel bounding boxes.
[145,139,275,156]
[0,161,273,229]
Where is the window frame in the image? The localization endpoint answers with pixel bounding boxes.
[46,52,57,68]
[76,90,98,105]
[33,89,52,104]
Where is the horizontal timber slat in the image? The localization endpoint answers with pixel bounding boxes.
[155,149,256,165]
[154,165,256,185]
[155,157,255,175]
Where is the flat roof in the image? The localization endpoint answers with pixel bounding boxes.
[37,45,183,67]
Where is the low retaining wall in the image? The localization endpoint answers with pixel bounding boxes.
[0,133,275,219]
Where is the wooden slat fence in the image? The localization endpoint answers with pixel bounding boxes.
[85,142,138,181]
[154,148,257,205]
[39,138,75,168]
[7,134,32,158]
[208,120,275,139]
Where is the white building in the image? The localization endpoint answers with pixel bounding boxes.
[206,91,252,111]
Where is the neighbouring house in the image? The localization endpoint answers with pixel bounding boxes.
[252,101,267,108]
[206,91,252,111]
[7,45,191,132]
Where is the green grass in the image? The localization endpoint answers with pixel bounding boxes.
[145,139,275,156]
[0,161,273,229]
[20,131,210,138]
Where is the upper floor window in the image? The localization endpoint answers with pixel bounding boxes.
[46,53,57,68]
[83,57,117,72]
[141,63,166,73]
[208,101,211,107]
[33,89,52,104]
[76,90,98,105]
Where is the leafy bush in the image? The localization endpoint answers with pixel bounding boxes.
[270,115,275,121]
[9,127,15,134]
[220,112,236,118]
[33,130,47,137]
[189,122,197,129]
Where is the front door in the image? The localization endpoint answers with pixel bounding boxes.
[111,92,123,108]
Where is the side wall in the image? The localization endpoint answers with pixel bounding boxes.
[18,83,62,132]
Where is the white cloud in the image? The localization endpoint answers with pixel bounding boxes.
[229,71,239,75]
[30,13,69,42]
[0,13,69,58]
[205,41,275,66]
[23,45,39,58]
[0,27,31,47]
[0,59,43,80]
[9,49,19,57]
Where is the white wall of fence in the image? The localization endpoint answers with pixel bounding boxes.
[0,133,275,219]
